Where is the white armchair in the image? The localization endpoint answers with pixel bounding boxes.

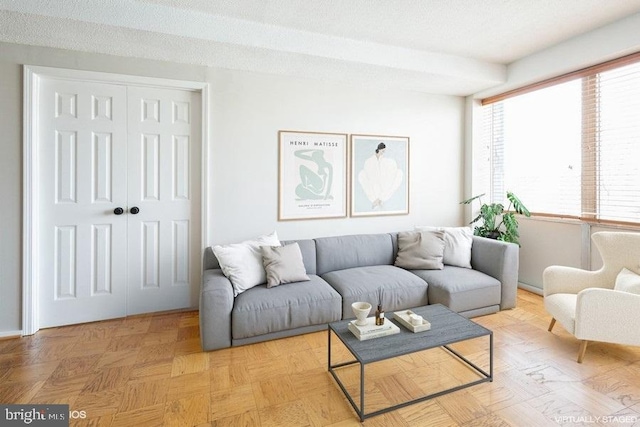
[543,231,640,363]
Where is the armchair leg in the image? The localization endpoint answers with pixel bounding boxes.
[548,318,556,332]
[577,340,588,363]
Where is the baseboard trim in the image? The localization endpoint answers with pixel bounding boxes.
[518,283,543,296]
[0,330,22,339]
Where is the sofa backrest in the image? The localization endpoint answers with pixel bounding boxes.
[203,233,398,276]
[281,239,317,275]
[314,233,395,275]
[203,247,219,270]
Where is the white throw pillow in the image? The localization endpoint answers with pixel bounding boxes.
[614,268,640,295]
[415,226,473,268]
[213,231,281,296]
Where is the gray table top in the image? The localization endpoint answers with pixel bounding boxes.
[329,304,492,364]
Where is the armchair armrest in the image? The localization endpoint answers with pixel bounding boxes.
[543,266,608,297]
[575,288,640,346]
[471,236,519,310]
[199,269,234,351]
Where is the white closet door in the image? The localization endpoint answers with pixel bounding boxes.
[39,78,128,328]
[126,86,201,315]
[38,79,201,328]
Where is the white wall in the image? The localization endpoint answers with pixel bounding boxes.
[517,218,584,290]
[0,51,22,337]
[0,42,465,334]
[468,12,640,292]
[205,68,464,245]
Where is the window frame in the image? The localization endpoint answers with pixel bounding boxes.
[480,51,640,227]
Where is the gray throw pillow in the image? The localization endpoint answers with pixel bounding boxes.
[395,230,445,270]
[261,242,310,288]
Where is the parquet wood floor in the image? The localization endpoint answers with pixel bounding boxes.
[1,289,639,426]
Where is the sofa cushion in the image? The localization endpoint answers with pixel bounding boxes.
[411,267,501,313]
[232,275,341,339]
[544,293,577,334]
[261,243,310,288]
[321,265,429,318]
[395,230,445,270]
[315,234,395,275]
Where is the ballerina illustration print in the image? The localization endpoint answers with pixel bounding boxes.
[351,134,409,217]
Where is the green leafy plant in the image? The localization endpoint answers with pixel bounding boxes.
[460,192,531,245]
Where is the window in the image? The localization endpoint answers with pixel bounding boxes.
[480,53,640,225]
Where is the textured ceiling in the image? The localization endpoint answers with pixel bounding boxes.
[142,0,640,63]
[1,0,640,95]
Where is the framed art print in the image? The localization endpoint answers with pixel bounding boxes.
[350,134,409,217]
[278,130,348,221]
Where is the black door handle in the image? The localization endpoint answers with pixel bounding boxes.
[130,207,140,214]
[114,207,124,215]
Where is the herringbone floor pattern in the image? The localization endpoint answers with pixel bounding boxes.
[1,290,639,426]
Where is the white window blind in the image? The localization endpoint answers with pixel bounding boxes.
[591,61,640,223]
[481,53,640,225]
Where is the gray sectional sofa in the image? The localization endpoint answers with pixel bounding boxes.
[200,232,519,351]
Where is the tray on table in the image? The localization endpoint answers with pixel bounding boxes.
[393,309,431,332]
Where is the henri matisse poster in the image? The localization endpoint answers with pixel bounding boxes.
[278,130,347,221]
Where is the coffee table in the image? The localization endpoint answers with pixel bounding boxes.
[328,304,493,421]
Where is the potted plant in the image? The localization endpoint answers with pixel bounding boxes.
[461,192,531,245]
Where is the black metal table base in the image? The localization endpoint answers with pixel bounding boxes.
[328,329,493,421]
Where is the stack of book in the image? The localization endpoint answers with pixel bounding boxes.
[348,317,400,341]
